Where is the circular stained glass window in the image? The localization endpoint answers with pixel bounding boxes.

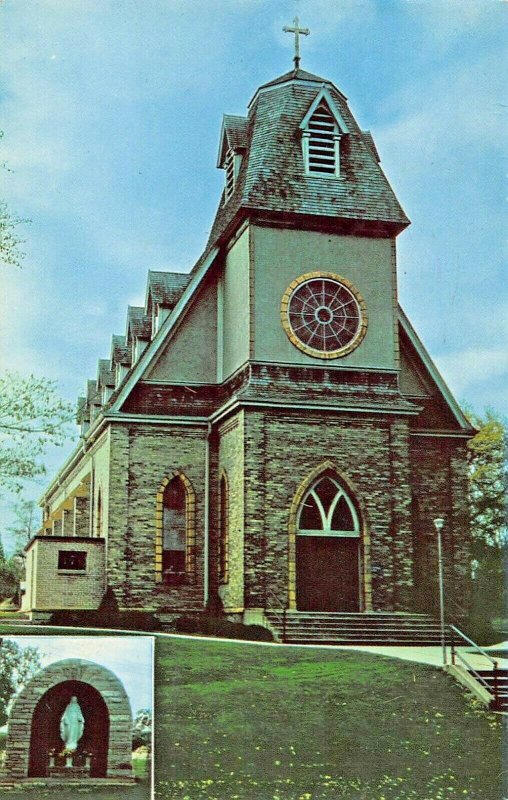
[281,272,368,358]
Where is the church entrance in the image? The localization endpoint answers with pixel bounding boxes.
[295,474,361,612]
[296,536,359,611]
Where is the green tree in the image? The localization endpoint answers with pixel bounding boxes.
[0,372,75,494]
[467,409,508,546]
[466,409,507,640]
[132,708,152,750]
[0,639,41,727]
[1,132,29,269]
[6,498,38,552]
[0,536,20,603]
[0,199,26,269]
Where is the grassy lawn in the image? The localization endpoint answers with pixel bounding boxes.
[154,638,504,800]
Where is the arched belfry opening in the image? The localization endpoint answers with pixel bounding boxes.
[290,466,368,612]
[28,680,109,778]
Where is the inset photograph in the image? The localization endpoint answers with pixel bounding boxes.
[0,635,153,798]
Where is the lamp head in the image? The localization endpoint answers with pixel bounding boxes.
[433,517,445,532]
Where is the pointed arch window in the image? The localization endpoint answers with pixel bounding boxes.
[297,475,360,537]
[162,477,187,580]
[156,472,196,586]
[218,473,229,584]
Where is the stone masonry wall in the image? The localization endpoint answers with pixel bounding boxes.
[107,423,207,611]
[4,659,133,780]
[217,411,245,612]
[243,409,414,612]
[410,436,472,618]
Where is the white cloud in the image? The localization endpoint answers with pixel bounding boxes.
[435,346,508,398]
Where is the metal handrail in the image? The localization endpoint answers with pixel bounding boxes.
[449,625,498,668]
[264,589,288,643]
[449,624,500,706]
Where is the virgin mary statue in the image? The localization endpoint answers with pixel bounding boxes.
[59,696,85,752]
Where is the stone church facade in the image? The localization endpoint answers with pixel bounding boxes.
[23,65,473,625]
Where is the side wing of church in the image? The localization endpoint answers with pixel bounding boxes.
[23,66,474,629]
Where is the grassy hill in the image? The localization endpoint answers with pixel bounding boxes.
[154,637,503,800]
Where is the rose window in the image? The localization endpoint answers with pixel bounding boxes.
[281,272,367,358]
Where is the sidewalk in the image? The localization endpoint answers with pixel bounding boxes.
[335,643,508,671]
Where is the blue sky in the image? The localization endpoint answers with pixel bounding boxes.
[0,1,507,526]
[4,635,154,713]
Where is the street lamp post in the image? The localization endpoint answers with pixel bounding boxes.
[433,517,446,665]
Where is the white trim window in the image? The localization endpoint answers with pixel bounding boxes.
[297,476,360,537]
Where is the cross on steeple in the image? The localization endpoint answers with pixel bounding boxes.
[283,17,310,70]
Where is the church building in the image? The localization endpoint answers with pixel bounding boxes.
[23,33,474,632]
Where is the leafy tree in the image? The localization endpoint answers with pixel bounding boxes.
[0,536,21,603]
[0,199,27,269]
[6,498,38,552]
[0,372,75,493]
[465,409,507,640]
[467,409,508,546]
[0,639,41,727]
[1,132,29,269]
[132,708,152,750]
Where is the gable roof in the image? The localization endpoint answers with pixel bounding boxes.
[146,270,191,309]
[398,306,472,432]
[97,358,115,388]
[110,334,131,367]
[217,115,249,167]
[299,86,349,133]
[126,306,151,342]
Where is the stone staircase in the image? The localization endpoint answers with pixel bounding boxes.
[264,611,448,645]
[471,669,508,712]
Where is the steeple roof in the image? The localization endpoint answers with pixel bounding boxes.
[257,68,332,92]
[201,67,409,267]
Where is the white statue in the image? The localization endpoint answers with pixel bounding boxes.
[59,696,85,752]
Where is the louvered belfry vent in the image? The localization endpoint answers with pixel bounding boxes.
[307,101,338,175]
[224,149,235,201]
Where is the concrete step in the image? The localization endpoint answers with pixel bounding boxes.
[264,611,446,645]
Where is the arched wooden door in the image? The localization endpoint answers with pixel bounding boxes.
[295,474,361,612]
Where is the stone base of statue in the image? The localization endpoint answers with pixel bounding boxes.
[47,751,92,779]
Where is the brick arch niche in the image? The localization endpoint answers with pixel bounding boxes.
[5,659,133,781]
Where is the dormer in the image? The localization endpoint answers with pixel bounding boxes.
[126,306,151,364]
[85,379,102,424]
[76,395,89,437]
[110,334,131,388]
[97,359,115,405]
[299,87,349,178]
[145,271,191,336]
[217,115,248,203]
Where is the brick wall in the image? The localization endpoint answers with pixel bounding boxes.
[24,537,106,610]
